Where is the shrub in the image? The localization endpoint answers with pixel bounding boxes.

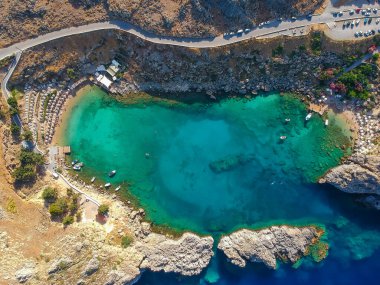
[98,204,109,216]
[42,187,58,202]
[13,164,37,183]
[10,123,20,137]
[66,68,76,79]
[62,215,74,226]
[22,130,33,142]
[373,53,379,61]
[121,235,133,248]
[311,32,322,55]
[49,198,68,217]
[7,96,18,110]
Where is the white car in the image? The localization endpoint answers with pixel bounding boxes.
[376,19,380,24]
[356,19,360,26]
[244,28,250,33]
[349,9,354,15]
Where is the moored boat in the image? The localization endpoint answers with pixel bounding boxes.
[115,186,121,192]
[105,183,111,188]
[73,165,81,171]
[91,177,96,183]
[305,113,312,121]
[325,119,329,126]
[108,170,117,177]
[285,118,291,122]
[280,136,287,140]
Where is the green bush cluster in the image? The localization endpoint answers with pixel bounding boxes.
[44,187,80,226]
[42,187,58,202]
[98,204,109,216]
[311,32,322,55]
[13,149,44,184]
[337,64,373,100]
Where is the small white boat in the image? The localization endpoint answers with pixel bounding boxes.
[115,186,121,192]
[91,177,96,183]
[108,170,116,177]
[305,113,312,121]
[325,119,329,126]
[285,118,291,122]
[280,136,287,140]
[105,183,111,188]
[73,165,81,171]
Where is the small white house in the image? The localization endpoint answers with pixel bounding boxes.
[96,74,112,89]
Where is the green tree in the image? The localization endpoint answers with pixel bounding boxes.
[62,215,74,226]
[49,198,68,217]
[98,204,109,216]
[7,96,18,110]
[42,187,58,202]
[10,123,20,137]
[373,53,380,61]
[13,164,36,183]
[66,68,76,79]
[22,130,33,142]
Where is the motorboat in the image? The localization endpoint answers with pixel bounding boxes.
[285,118,291,122]
[105,183,111,188]
[325,119,329,126]
[91,177,96,183]
[71,159,78,165]
[305,113,312,121]
[108,170,116,177]
[115,186,121,192]
[280,136,287,140]
[73,165,81,171]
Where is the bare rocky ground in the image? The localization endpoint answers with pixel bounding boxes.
[0,0,325,48]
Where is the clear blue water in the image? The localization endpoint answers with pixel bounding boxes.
[62,87,380,284]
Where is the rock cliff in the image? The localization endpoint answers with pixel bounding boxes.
[320,155,380,195]
[217,226,322,269]
[136,232,214,275]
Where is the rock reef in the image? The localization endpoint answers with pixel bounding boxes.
[217,226,322,269]
[320,155,380,195]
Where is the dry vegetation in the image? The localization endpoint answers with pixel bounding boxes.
[0,0,325,48]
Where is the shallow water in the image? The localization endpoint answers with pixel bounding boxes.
[63,87,380,284]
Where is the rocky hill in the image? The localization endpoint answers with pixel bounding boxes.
[0,0,325,48]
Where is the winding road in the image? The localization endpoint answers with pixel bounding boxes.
[0,2,379,61]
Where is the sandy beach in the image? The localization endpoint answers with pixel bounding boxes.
[51,84,95,145]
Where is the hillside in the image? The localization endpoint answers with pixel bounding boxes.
[0,0,325,48]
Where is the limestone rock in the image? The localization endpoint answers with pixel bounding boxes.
[136,232,214,276]
[82,256,100,276]
[15,262,35,283]
[320,155,380,195]
[104,270,141,285]
[48,256,73,274]
[217,226,320,269]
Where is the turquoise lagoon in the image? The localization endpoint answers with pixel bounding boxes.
[62,87,380,284]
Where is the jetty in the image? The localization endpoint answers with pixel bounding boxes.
[309,103,328,116]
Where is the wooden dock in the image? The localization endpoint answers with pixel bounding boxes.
[309,103,328,115]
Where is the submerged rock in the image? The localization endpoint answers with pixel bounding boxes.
[209,153,255,173]
[136,232,214,275]
[217,226,322,269]
[320,155,380,195]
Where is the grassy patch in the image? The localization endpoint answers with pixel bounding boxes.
[6,198,17,214]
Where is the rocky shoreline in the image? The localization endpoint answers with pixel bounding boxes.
[217,226,325,269]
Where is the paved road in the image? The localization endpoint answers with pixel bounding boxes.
[0,3,380,61]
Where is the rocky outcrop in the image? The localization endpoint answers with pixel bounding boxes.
[82,256,100,276]
[14,262,35,283]
[320,155,380,195]
[136,232,214,276]
[48,256,73,274]
[217,226,321,269]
